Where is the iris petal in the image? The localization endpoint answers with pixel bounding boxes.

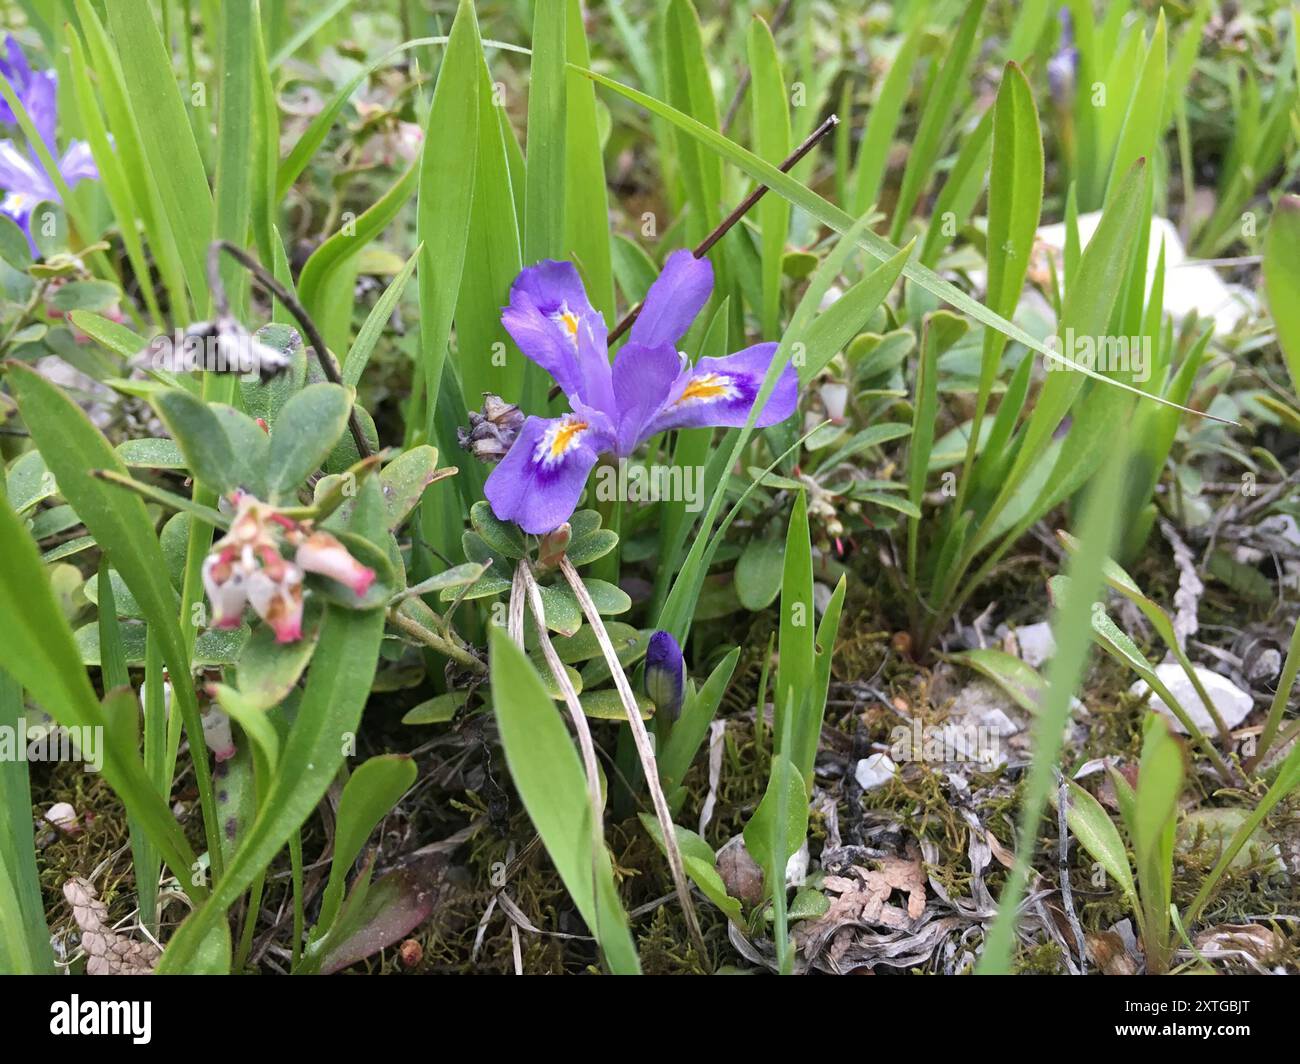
[610,340,680,455]
[629,249,713,349]
[484,413,612,534]
[501,260,608,405]
[58,141,98,185]
[641,342,799,439]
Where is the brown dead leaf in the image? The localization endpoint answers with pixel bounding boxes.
[1193,923,1284,966]
[799,848,927,948]
[63,877,160,975]
[1086,931,1138,975]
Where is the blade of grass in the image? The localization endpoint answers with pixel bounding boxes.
[748,15,791,338]
[416,0,480,432]
[105,0,214,314]
[976,431,1130,973]
[888,0,986,244]
[524,0,567,265]
[0,669,54,971]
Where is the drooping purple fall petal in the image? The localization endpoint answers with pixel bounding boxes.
[610,339,681,456]
[641,342,798,438]
[484,411,614,534]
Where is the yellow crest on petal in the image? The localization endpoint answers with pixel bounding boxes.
[675,371,737,406]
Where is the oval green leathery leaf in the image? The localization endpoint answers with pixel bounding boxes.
[578,688,654,721]
[538,623,641,666]
[82,569,144,619]
[535,583,583,636]
[235,611,323,710]
[240,324,306,423]
[149,388,240,496]
[115,438,186,470]
[734,534,784,611]
[470,500,527,559]
[381,446,447,530]
[6,450,56,514]
[563,528,618,567]
[266,383,353,502]
[75,620,249,667]
[314,754,417,935]
[582,578,631,616]
[401,691,470,725]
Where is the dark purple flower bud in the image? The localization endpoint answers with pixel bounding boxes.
[645,630,685,722]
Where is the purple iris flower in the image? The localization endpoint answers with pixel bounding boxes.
[485,250,799,534]
[0,36,97,251]
[1047,9,1079,105]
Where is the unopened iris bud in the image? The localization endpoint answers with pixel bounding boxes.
[645,630,685,723]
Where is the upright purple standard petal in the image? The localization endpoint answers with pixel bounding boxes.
[484,412,613,534]
[629,249,713,349]
[644,630,685,722]
[501,260,608,405]
[641,342,799,440]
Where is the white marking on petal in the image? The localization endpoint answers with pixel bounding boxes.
[533,416,590,468]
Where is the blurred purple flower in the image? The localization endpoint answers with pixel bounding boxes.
[0,35,97,250]
[485,250,799,533]
[1047,8,1078,105]
[0,36,55,142]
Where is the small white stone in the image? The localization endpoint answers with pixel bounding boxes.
[819,381,849,422]
[44,802,79,834]
[785,840,810,889]
[1013,621,1057,668]
[1129,664,1254,735]
[813,581,834,617]
[854,753,898,790]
